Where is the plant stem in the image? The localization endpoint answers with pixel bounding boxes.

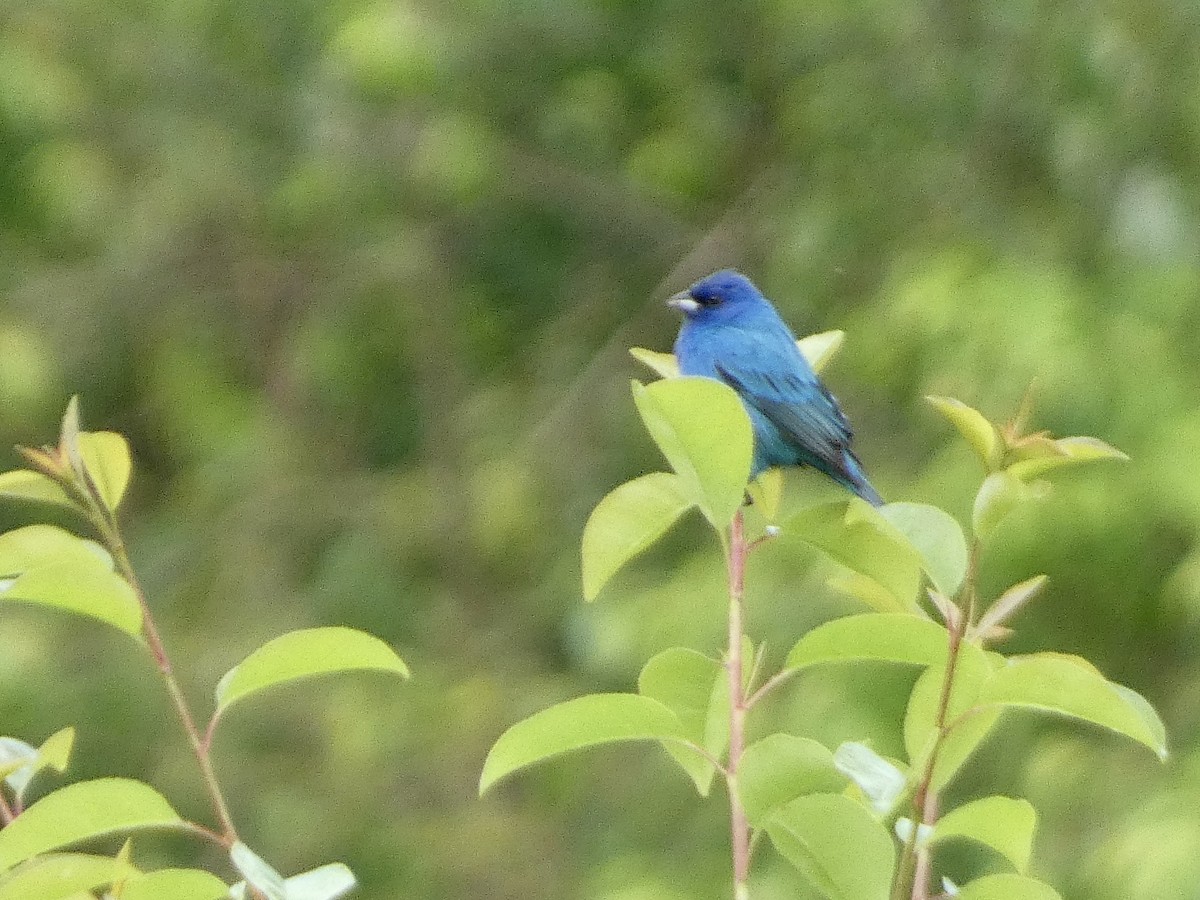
[896,542,979,900]
[0,792,14,825]
[96,514,240,845]
[725,509,751,900]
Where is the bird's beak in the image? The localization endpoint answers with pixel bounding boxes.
[667,291,700,314]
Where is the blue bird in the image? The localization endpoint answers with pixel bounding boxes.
[668,269,883,506]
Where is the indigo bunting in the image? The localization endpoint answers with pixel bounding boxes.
[668,269,883,506]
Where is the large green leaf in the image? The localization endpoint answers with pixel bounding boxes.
[637,648,726,795]
[215,627,409,715]
[978,654,1167,759]
[0,779,184,872]
[765,793,895,900]
[786,614,951,671]
[738,735,844,827]
[581,473,692,601]
[933,795,1036,873]
[1007,436,1128,481]
[479,694,688,794]
[878,503,968,597]
[120,869,229,900]
[777,501,923,607]
[0,471,72,509]
[77,433,132,512]
[0,532,142,635]
[926,396,1002,470]
[631,378,753,529]
[0,853,136,900]
[957,874,1063,900]
[904,644,999,790]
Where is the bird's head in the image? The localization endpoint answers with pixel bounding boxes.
[666,269,767,323]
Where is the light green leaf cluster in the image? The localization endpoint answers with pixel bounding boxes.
[0,399,133,516]
[927,394,1128,538]
[0,400,398,900]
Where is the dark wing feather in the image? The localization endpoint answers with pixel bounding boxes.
[714,349,854,474]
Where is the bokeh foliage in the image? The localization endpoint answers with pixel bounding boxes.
[1,0,1199,897]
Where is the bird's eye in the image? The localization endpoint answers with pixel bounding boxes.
[695,294,722,307]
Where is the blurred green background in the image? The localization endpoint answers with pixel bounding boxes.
[2,0,1199,897]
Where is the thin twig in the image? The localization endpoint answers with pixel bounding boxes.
[0,791,15,825]
[725,510,752,900]
[745,669,797,710]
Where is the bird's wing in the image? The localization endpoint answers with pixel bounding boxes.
[713,341,853,465]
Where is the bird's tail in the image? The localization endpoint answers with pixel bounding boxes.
[841,453,884,507]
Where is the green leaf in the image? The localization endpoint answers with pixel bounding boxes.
[972,472,1032,539]
[0,526,135,638]
[904,644,999,791]
[581,473,692,601]
[638,648,726,795]
[973,575,1048,640]
[230,844,285,900]
[765,793,895,900]
[77,433,133,512]
[0,853,137,900]
[120,869,229,900]
[230,863,356,900]
[215,627,409,716]
[2,727,74,800]
[58,397,85,484]
[0,526,112,574]
[1007,436,1128,481]
[956,873,1063,900]
[747,468,783,522]
[0,778,184,872]
[978,654,1167,759]
[926,396,1002,470]
[629,347,679,380]
[796,330,845,373]
[631,378,753,529]
[786,614,951,671]
[878,503,968,597]
[738,735,844,827]
[933,796,1036,873]
[826,573,911,614]
[777,501,923,607]
[832,742,908,815]
[0,471,72,509]
[479,694,688,794]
